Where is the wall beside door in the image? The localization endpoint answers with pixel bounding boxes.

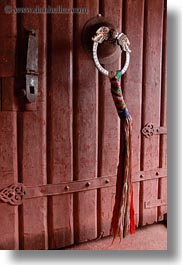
[0,0,167,250]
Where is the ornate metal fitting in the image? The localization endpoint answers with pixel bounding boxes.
[0,183,25,206]
[116,33,131,53]
[92,26,131,76]
[142,123,167,139]
[142,123,155,138]
[92,26,131,53]
[92,26,110,43]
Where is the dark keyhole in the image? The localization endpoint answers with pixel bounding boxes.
[30,86,35,94]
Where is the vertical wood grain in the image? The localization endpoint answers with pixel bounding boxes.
[0,78,2,110]
[140,0,164,225]
[0,112,18,249]
[73,0,98,243]
[0,1,16,78]
[97,0,121,237]
[123,0,144,227]
[158,0,167,221]
[17,0,48,249]
[0,1,18,109]
[47,0,74,249]
[0,1,18,250]
[1,78,19,111]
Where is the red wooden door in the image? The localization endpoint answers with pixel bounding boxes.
[0,0,167,250]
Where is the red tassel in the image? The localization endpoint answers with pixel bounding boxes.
[130,187,136,234]
[110,71,136,241]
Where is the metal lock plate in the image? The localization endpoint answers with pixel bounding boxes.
[25,74,38,103]
[25,29,38,103]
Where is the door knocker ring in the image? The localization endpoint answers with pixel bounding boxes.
[92,26,131,77]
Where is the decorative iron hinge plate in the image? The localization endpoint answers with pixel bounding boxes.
[132,168,167,182]
[142,123,167,139]
[0,176,116,206]
[0,168,167,206]
[0,183,25,206]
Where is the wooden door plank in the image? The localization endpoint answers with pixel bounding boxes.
[0,0,16,38]
[0,1,18,250]
[73,0,98,243]
[17,0,48,250]
[0,112,18,249]
[158,1,167,221]
[0,1,18,109]
[1,78,19,111]
[0,1,16,77]
[47,0,74,249]
[140,0,164,226]
[97,0,122,237]
[0,78,2,110]
[123,0,144,227]
[158,177,167,221]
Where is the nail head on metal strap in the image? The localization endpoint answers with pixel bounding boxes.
[86,182,91,187]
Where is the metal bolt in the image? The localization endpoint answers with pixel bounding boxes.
[140,174,144,179]
[64,185,70,191]
[86,182,91,187]
[105,179,110,184]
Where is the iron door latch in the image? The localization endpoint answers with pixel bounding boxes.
[24,29,38,103]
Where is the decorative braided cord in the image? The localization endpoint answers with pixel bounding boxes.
[109,70,135,241]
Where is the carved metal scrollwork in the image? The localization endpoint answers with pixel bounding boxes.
[0,183,25,206]
[92,26,110,43]
[92,26,131,53]
[92,26,131,76]
[141,123,155,138]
